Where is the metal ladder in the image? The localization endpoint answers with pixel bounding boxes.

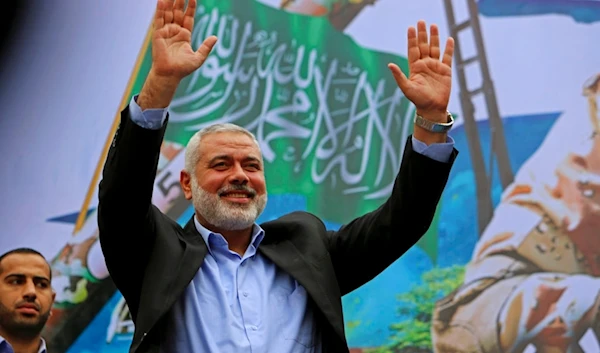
[442,0,514,234]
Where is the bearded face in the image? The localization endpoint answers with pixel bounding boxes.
[0,253,54,341]
[181,131,268,232]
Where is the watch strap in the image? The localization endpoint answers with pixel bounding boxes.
[413,111,454,133]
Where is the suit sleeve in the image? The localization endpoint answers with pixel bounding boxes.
[97,102,168,317]
[325,136,458,295]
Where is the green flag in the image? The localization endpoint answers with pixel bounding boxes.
[131,0,440,262]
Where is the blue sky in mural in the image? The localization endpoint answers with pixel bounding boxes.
[478,0,600,23]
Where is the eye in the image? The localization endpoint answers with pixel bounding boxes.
[245,164,261,171]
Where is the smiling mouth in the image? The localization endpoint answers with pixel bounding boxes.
[219,192,255,205]
[221,193,252,198]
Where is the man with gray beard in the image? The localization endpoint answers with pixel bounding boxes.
[0,248,54,353]
[97,0,458,352]
[186,126,268,235]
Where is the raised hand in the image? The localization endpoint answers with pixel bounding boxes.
[152,0,216,80]
[138,0,217,110]
[388,21,454,123]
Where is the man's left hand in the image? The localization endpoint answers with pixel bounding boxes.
[388,20,454,128]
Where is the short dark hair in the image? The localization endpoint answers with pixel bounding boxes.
[0,248,52,281]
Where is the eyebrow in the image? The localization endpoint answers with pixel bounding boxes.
[6,273,50,282]
[208,155,262,165]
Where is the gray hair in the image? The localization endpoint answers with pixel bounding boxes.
[184,123,261,175]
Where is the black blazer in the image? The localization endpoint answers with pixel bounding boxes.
[97,105,457,353]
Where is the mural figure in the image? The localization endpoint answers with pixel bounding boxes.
[432,73,600,353]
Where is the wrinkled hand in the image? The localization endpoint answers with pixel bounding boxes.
[388,20,454,123]
[151,0,217,81]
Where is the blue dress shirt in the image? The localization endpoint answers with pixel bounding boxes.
[161,219,320,353]
[127,96,454,352]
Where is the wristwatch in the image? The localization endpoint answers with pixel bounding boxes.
[413,111,454,133]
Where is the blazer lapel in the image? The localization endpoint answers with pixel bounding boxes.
[260,240,346,340]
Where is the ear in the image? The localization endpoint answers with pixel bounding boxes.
[180,170,193,200]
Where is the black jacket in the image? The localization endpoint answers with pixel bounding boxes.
[97,105,457,352]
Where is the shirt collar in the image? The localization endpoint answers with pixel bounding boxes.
[193,216,265,255]
[0,336,47,353]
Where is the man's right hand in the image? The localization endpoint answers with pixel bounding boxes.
[137,0,218,110]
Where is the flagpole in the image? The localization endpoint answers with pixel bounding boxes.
[73,19,154,234]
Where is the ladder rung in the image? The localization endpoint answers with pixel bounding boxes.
[458,56,479,68]
[454,19,471,32]
[468,87,484,96]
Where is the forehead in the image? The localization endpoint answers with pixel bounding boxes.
[0,254,50,278]
[199,132,261,158]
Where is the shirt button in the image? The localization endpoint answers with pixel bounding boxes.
[251,326,257,331]
[243,292,249,297]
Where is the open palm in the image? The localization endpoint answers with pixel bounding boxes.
[389,21,454,121]
[151,0,217,80]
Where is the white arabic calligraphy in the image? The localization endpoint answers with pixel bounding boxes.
[169,6,414,200]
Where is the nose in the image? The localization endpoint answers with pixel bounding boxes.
[228,163,249,185]
[22,280,37,300]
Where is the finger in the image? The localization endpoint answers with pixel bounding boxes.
[154,0,165,30]
[406,26,419,64]
[173,0,185,26]
[442,37,455,68]
[417,20,429,58]
[164,0,175,24]
[388,63,410,93]
[429,24,440,60]
[183,0,197,32]
[196,36,218,65]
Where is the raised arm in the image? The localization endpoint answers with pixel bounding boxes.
[326,21,458,295]
[97,0,216,311]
